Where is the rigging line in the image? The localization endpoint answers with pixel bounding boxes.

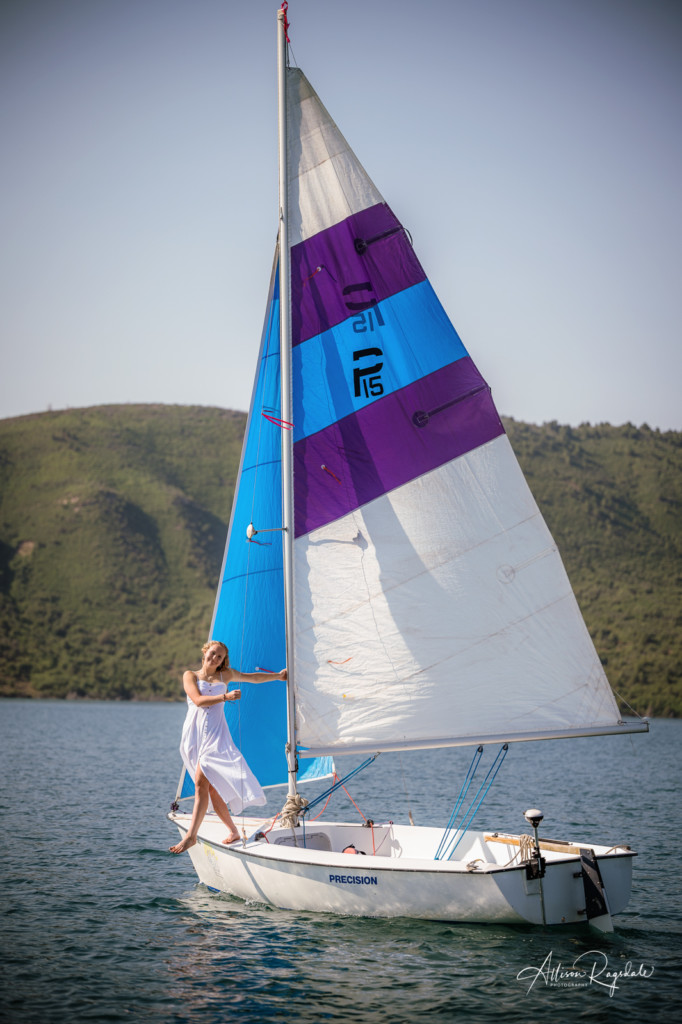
[306,775,337,821]
[238,256,280,677]
[250,358,273,524]
[302,756,377,816]
[441,746,507,859]
[237,673,246,832]
[372,829,391,856]
[612,689,648,721]
[321,464,342,483]
[302,264,337,286]
[249,245,281,534]
[262,412,293,430]
[303,757,380,839]
[237,553,252,697]
[434,746,483,861]
[339,780,368,823]
[246,811,281,845]
[442,745,509,861]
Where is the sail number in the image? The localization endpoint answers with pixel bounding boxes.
[353,347,384,398]
[345,281,385,399]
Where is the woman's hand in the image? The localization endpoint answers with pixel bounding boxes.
[278,669,287,681]
[226,689,241,702]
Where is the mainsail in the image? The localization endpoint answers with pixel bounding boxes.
[283,68,637,758]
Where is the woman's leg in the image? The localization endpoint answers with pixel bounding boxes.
[169,765,211,853]
[208,785,240,844]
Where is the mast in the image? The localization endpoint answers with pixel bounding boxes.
[277,5,298,805]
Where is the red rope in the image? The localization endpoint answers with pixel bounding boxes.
[303,265,324,286]
[339,780,366,821]
[262,412,293,430]
[337,782,376,854]
[307,774,338,822]
[262,812,281,836]
[321,464,341,483]
[280,2,290,42]
[308,773,377,855]
[372,827,391,855]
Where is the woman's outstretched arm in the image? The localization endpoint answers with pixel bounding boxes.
[225,668,287,685]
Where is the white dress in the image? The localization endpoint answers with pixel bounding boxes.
[179,674,266,816]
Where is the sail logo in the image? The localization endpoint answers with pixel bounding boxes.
[344,281,386,335]
[329,874,378,886]
[353,347,384,398]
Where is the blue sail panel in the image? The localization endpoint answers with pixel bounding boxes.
[209,254,331,789]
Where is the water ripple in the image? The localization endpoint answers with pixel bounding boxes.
[1,703,679,1024]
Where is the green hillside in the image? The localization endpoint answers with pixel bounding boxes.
[0,406,679,714]
[0,405,245,699]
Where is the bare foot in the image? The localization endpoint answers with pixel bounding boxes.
[222,831,240,846]
[169,834,197,854]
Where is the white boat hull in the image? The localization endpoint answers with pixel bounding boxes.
[169,813,634,927]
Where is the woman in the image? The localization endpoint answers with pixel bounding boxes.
[169,639,286,854]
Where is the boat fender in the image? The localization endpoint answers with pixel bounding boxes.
[343,844,366,855]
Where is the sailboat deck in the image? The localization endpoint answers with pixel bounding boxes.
[176,813,633,873]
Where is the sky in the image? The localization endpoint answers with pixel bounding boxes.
[1,0,680,430]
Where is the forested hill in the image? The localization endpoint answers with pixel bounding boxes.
[0,405,680,715]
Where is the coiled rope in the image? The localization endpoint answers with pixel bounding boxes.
[280,792,309,829]
[504,833,535,867]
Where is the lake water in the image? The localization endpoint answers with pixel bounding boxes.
[1,700,680,1023]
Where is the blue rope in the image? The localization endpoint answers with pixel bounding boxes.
[435,744,509,861]
[299,755,377,847]
[443,744,509,860]
[245,755,378,847]
[434,745,483,860]
[301,755,377,820]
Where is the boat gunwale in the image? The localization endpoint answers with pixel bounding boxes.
[169,816,636,876]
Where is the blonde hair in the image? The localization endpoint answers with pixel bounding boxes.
[201,640,230,672]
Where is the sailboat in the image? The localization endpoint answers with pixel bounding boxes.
[169,4,648,929]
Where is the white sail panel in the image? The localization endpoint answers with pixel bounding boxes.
[286,68,383,245]
[293,434,623,755]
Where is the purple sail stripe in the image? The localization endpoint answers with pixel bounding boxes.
[291,203,425,347]
[293,358,505,537]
